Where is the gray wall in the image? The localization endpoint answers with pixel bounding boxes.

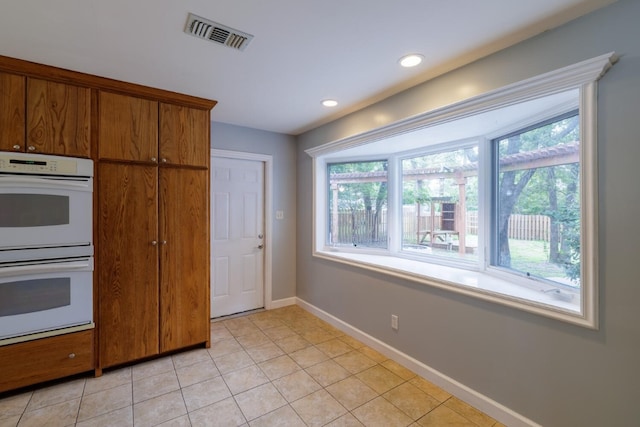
[211,121,297,301]
[296,0,640,425]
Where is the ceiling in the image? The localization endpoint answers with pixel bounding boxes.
[0,0,615,135]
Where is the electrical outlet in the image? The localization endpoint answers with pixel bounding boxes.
[391,314,399,330]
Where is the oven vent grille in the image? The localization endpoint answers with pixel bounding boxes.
[184,13,253,51]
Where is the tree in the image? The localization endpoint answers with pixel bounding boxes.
[496,114,579,270]
[497,135,536,267]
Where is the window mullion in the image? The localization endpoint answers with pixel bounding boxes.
[478,137,491,271]
[387,156,401,253]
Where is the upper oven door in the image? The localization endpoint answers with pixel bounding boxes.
[0,175,93,251]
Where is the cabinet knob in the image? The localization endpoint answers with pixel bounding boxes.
[258,244,264,249]
[68,353,76,359]
[161,240,167,245]
[161,158,168,163]
[151,157,157,163]
[151,240,158,246]
[27,146,36,151]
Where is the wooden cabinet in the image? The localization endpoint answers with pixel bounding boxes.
[0,330,94,393]
[98,165,209,368]
[0,71,25,152]
[159,168,209,352]
[26,78,91,157]
[0,72,90,157]
[98,91,158,162]
[159,103,209,167]
[99,92,209,166]
[98,163,159,368]
[97,91,211,368]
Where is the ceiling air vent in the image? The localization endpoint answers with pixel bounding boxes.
[184,13,253,51]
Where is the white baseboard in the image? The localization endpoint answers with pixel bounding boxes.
[269,297,297,309]
[295,297,541,427]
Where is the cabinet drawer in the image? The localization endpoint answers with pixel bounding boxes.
[0,330,94,393]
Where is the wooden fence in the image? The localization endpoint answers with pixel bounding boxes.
[332,209,551,245]
[333,210,388,246]
[505,214,551,241]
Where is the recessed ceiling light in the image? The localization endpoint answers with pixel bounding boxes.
[322,99,338,107]
[399,54,424,68]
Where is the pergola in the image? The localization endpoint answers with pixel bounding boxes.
[329,142,579,254]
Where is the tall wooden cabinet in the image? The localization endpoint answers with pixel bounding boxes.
[159,167,209,352]
[98,163,160,367]
[0,71,91,157]
[97,91,211,369]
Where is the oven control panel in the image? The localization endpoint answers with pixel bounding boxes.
[0,152,92,177]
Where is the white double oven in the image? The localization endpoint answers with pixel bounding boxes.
[0,151,94,344]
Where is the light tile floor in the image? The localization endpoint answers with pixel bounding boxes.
[0,306,506,427]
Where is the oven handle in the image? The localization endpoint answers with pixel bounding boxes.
[0,176,92,190]
[0,261,92,278]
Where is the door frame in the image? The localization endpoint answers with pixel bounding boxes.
[210,149,274,311]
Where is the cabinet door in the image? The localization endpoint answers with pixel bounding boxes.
[0,72,25,152]
[99,91,158,162]
[26,78,91,157]
[159,103,209,167]
[98,163,159,368]
[159,168,209,352]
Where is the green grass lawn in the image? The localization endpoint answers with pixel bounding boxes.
[413,234,570,281]
[508,239,567,279]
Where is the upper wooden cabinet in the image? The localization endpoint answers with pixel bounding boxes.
[99,91,158,162]
[26,78,91,157]
[159,104,209,167]
[99,92,210,167]
[0,72,25,153]
[0,73,90,157]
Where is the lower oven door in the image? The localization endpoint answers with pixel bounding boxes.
[0,257,93,341]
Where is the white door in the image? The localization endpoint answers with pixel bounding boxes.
[211,157,265,318]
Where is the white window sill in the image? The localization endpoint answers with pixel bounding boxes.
[314,249,590,327]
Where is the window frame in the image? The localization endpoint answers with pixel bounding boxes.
[307,53,616,329]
